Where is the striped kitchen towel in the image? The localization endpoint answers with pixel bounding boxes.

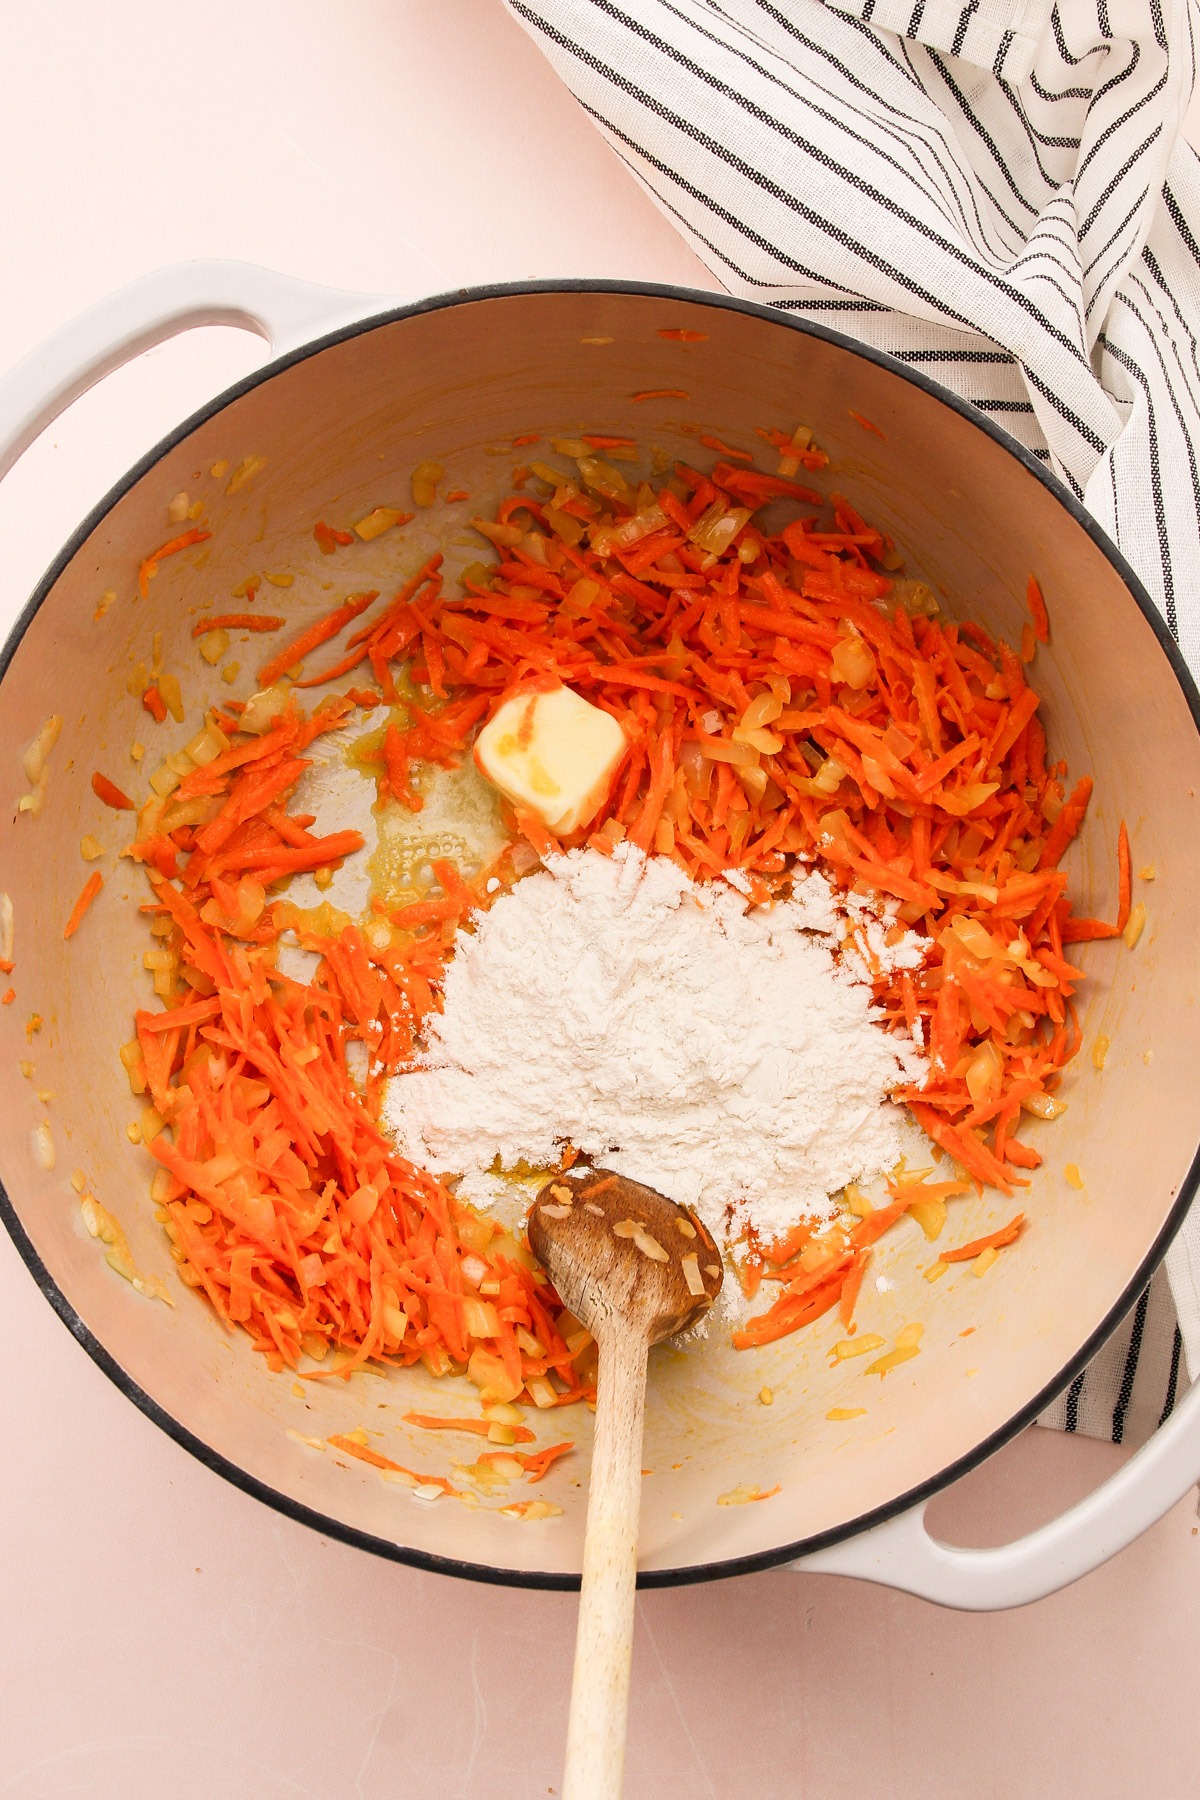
[506,0,1200,1445]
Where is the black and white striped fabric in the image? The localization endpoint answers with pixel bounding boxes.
[506,0,1200,1445]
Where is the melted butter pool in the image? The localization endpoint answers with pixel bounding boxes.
[369,756,509,902]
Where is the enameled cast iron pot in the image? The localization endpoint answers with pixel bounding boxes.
[3,264,1200,1609]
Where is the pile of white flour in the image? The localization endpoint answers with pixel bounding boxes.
[383,845,927,1244]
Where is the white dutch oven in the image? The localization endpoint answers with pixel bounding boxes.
[2,262,1199,1610]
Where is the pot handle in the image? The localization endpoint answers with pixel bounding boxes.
[790,1370,1200,1608]
[0,258,393,482]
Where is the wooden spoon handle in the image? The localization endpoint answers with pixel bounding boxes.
[562,1326,650,1800]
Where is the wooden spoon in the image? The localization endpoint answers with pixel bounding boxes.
[528,1168,724,1800]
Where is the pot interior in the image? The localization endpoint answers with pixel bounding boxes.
[2,286,1198,1582]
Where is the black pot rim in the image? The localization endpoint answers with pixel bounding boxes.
[3,274,1198,1593]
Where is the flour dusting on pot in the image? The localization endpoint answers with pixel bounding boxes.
[384,843,927,1246]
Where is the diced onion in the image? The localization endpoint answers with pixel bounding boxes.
[590,504,668,559]
[240,686,290,734]
[813,756,845,795]
[687,500,751,556]
[225,454,266,494]
[889,578,939,618]
[681,1254,705,1296]
[1021,1091,1067,1121]
[964,1039,1003,1103]
[462,1297,501,1338]
[345,1182,380,1226]
[355,506,407,541]
[149,761,182,798]
[411,460,445,508]
[471,516,523,548]
[544,505,585,545]
[941,782,1001,817]
[698,735,758,768]
[831,635,875,690]
[831,1333,886,1361]
[198,630,230,666]
[22,713,63,787]
[577,457,634,506]
[382,1303,408,1339]
[157,672,184,723]
[908,1198,946,1241]
[731,724,783,754]
[466,1348,523,1404]
[485,1401,525,1425]
[947,914,997,962]
[185,722,231,766]
[740,692,784,732]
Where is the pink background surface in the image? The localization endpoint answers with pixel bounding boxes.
[1,3,1199,1794]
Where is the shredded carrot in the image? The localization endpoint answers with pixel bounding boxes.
[478,1442,574,1482]
[403,1412,536,1444]
[258,591,379,687]
[1026,575,1050,643]
[122,422,1112,1366]
[137,527,211,599]
[92,771,134,810]
[121,694,591,1395]
[64,871,103,939]
[939,1214,1026,1261]
[848,409,886,439]
[327,1434,460,1493]
[1038,776,1093,869]
[192,614,285,636]
[314,521,354,555]
[1059,819,1130,941]
[698,433,753,463]
[1,989,13,1006]
[142,686,167,723]
[1115,821,1132,933]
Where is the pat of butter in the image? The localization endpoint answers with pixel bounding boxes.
[474,685,626,836]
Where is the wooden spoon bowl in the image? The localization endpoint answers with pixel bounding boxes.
[528,1168,723,1345]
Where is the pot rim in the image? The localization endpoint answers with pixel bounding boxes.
[2,275,1197,1591]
